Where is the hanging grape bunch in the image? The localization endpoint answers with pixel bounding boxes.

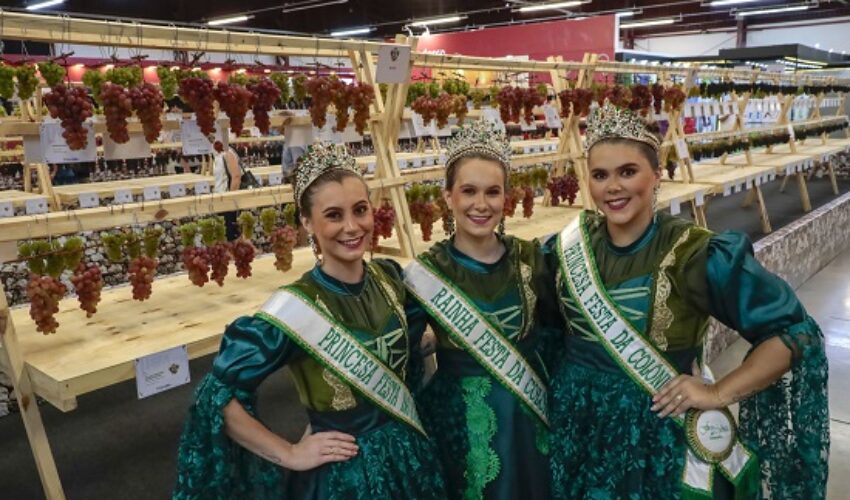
[435,93,454,129]
[199,216,231,286]
[557,89,576,118]
[37,61,66,88]
[411,95,438,124]
[349,82,375,135]
[126,227,162,301]
[330,77,351,132]
[215,82,253,135]
[292,74,308,108]
[178,76,217,136]
[100,82,133,143]
[651,83,665,115]
[82,69,107,106]
[18,240,64,334]
[599,84,630,109]
[71,262,103,317]
[435,195,451,234]
[629,84,653,116]
[233,212,257,279]
[0,64,15,99]
[15,64,39,101]
[156,66,179,100]
[372,200,396,248]
[179,223,210,287]
[520,87,545,125]
[497,86,518,123]
[130,82,165,143]
[406,184,437,242]
[452,94,469,125]
[663,85,686,114]
[270,72,291,108]
[305,76,333,129]
[248,78,281,135]
[262,207,298,272]
[43,84,95,150]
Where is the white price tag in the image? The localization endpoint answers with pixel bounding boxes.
[732,184,740,194]
[675,138,690,161]
[268,172,283,186]
[695,190,705,207]
[754,176,762,187]
[143,186,161,201]
[114,189,133,204]
[397,158,408,169]
[366,162,377,173]
[723,184,732,197]
[438,154,447,165]
[785,165,793,176]
[78,192,100,208]
[194,181,210,195]
[135,345,191,399]
[0,201,13,218]
[168,184,187,198]
[523,146,532,155]
[25,198,48,215]
[768,173,776,182]
[412,157,423,168]
[669,197,681,216]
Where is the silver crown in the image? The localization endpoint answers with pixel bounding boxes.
[585,100,661,153]
[445,119,512,169]
[294,143,361,210]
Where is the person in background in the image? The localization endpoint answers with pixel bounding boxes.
[213,140,241,241]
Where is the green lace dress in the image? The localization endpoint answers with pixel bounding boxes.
[174,259,447,499]
[406,236,552,500]
[543,211,829,500]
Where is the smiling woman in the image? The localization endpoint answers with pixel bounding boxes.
[403,121,556,500]
[543,101,829,499]
[174,143,447,499]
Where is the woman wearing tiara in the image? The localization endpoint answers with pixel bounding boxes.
[174,143,446,499]
[404,120,554,500]
[544,100,829,499]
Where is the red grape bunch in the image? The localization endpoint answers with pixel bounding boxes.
[26,274,67,334]
[208,242,232,286]
[248,78,281,135]
[504,186,524,217]
[651,83,665,115]
[305,76,333,129]
[548,175,580,207]
[411,95,437,124]
[99,82,134,144]
[179,77,217,136]
[522,186,535,218]
[271,226,298,272]
[43,84,94,150]
[413,201,436,242]
[435,93,454,130]
[130,82,165,143]
[372,201,396,247]
[215,82,253,136]
[71,262,103,317]
[232,240,256,279]
[349,82,375,135]
[180,223,210,287]
[330,78,351,132]
[128,256,157,301]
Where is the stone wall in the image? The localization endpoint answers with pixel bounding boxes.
[704,190,850,362]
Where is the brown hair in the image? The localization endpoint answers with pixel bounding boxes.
[445,154,509,191]
[299,168,370,218]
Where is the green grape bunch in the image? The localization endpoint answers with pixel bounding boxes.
[16,64,40,101]
[38,61,67,88]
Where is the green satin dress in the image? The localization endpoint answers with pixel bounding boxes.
[406,236,553,500]
[174,259,446,500]
[543,211,829,499]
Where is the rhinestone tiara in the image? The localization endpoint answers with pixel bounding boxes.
[585,100,661,153]
[445,119,513,169]
[294,143,361,210]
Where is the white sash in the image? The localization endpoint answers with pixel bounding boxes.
[258,287,425,436]
[405,258,549,427]
[557,213,755,496]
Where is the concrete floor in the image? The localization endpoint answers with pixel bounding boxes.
[711,246,850,499]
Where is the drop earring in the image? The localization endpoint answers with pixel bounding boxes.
[446,213,455,236]
[498,218,506,237]
[652,185,660,213]
[308,234,322,264]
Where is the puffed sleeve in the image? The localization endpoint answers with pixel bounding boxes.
[174,316,298,499]
[687,232,829,498]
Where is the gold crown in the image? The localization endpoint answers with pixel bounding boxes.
[445,119,512,169]
[585,100,661,153]
[294,143,361,210]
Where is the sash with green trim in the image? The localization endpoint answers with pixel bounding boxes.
[404,257,549,427]
[556,212,757,498]
[257,286,426,436]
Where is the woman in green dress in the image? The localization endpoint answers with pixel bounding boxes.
[545,101,829,499]
[404,120,553,500]
[174,143,446,499]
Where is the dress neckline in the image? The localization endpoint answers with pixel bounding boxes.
[603,214,659,256]
[310,262,369,295]
[447,236,511,273]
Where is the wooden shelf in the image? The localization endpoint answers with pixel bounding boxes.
[52,174,214,205]
[0,189,48,208]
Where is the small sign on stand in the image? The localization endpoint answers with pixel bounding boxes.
[78,192,100,208]
[376,44,412,83]
[135,345,190,399]
[25,198,48,215]
[114,189,133,204]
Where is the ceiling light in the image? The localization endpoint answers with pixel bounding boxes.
[616,10,639,18]
[207,15,250,26]
[26,0,64,10]
[736,5,810,18]
[330,27,373,37]
[517,1,586,13]
[410,15,464,27]
[281,0,348,14]
[620,18,676,28]
[708,0,759,6]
